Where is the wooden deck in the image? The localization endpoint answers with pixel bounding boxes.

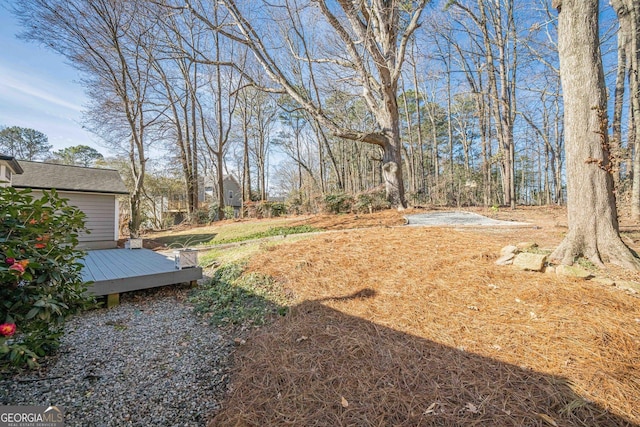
[80,248,203,296]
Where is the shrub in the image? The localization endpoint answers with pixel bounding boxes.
[268,202,287,217]
[223,206,235,220]
[190,207,210,225]
[243,201,288,219]
[0,188,95,369]
[324,192,354,214]
[208,203,220,221]
[354,187,390,213]
[208,204,235,221]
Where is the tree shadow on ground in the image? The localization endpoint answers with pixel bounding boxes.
[210,288,637,426]
[149,233,217,249]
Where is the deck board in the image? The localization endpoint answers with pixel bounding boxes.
[80,248,203,296]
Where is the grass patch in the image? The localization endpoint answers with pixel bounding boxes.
[199,234,314,268]
[189,262,289,327]
[151,233,217,249]
[145,220,319,248]
[212,225,320,245]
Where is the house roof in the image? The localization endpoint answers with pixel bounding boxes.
[11,160,129,195]
[0,154,24,174]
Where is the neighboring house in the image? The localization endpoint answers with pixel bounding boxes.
[9,159,129,249]
[204,175,243,216]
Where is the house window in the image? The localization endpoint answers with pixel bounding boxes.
[228,190,233,199]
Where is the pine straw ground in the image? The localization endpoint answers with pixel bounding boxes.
[209,208,640,426]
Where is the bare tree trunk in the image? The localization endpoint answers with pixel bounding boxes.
[612,7,628,189]
[612,0,640,220]
[242,111,251,203]
[628,2,640,221]
[551,0,640,270]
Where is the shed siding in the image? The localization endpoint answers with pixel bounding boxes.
[30,190,117,248]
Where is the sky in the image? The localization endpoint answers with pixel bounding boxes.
[0,6,106,155]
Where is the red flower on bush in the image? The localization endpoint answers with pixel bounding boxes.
[5,257,15,265]
[0,323,16,337]
[9,263,25,274]
[8,260,28,275]
[34,235,50,249]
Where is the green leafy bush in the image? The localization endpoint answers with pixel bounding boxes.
[324,193,354,214]
[355,187,390,213]
[244,201,289,219]
[268,202,287,217]
[208,204,235,221]
[0,188,95,369]
[190,208,210,225]
[223,206,235,219]
[208,203,220,221]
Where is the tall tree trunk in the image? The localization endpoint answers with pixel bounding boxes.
[242,118,251,203]
[380,84,407,209]
[551,0,640,270]
[612,0,640,220]
[628,2,640,221]
[612,9,628,188]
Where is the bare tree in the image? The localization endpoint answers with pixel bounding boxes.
[448,0,519,208]
[15,0,157,236]
[611,0,640,221]
[184,0,429,209]
[550,0,640,270]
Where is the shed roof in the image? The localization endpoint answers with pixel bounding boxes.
[11,160,129,195]
[0,154,24,174]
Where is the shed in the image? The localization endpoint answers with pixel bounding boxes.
[0,154,24,187]
[10,160,128,249]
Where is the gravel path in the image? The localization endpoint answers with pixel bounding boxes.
[0,286,237,426]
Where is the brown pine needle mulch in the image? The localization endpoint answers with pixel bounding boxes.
[209,215,640,426]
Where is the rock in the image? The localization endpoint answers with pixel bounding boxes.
[512,253,547,272]
[544,266,556,275]
[556,264,592,279]
[516,242,537,250]
[495,253,515,266]
[592,276,616,286]
[500,245,518,256]
[617,281,640,293]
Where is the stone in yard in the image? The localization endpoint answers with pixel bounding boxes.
[592,276,616,286]
[516,242,537,250]
[513,253,547,272]
[617,281,640,293]
[556,264,592,279]
[495,253,515,266]
[500,245,518,256]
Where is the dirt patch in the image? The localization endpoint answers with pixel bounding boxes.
[209,218,640,425]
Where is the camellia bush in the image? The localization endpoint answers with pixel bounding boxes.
[0,187,95,369]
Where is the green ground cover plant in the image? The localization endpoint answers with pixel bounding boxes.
[189,262,289,327]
